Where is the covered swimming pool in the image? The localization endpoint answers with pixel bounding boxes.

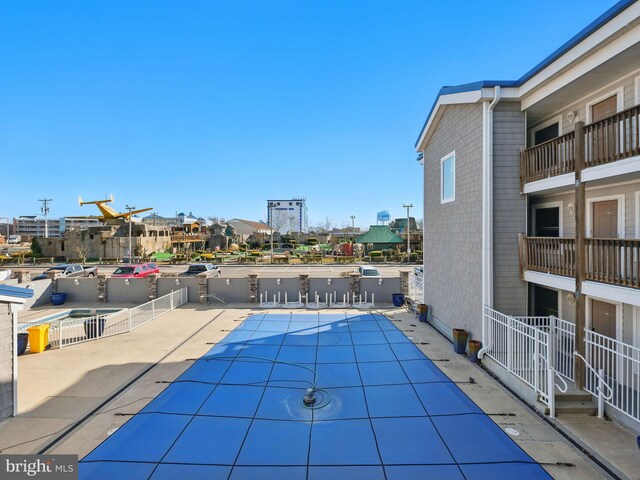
[79,312,552,479]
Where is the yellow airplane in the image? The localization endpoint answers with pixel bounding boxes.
[78,195,153,224]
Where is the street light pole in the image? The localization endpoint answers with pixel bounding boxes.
[402,203,413,261]
[126,205,135,263]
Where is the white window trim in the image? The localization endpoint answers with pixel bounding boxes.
[585,86,624,124]
[585,296,622,342]
[529,115,563,148]
[635,76,640,106]
[531,201,564,237]
[440,151,456,204]
[585,193,625,238]
[636,191,640,239]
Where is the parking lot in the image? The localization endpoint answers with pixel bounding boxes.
[13,264,414,279]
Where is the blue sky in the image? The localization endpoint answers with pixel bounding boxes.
[0,0,618,228]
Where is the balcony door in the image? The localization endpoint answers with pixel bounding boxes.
[529,284,559,318]
[592,200,618,238]
[590,299,618,380]
[591,95,617,123]
[534,206,561,237]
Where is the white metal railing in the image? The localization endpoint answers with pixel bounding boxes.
[408,273,423,304]
[515,315,576,382]
[19,288,188,351]
[489,308,640,424]
[483,306,556,415]
[583,332,639,422]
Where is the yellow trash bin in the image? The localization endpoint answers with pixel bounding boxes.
[27,324,50,353]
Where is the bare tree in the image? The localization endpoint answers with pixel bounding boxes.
[75,245,89,263]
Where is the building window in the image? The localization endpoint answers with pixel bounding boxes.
[440,152,455,204]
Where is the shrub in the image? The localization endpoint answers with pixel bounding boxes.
[369,251,383,257]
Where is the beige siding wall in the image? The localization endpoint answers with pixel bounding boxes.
[529,72,640,141]
[423,103,483,339]
[529,180,640,238]
[493,102,527,315]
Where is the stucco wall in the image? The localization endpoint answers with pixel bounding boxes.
[423,103,484,337]
[209,278,251,303]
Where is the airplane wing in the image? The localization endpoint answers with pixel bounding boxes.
[112,207,154,218]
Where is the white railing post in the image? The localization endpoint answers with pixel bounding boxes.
[598,368,605,419]
[57,319,63,349]
[506,315,513,372]
[152,301,155,319]
[170,291,174,310]
[548,365,556,418]
[549,315,557,371]
[128,309,132,332]
[533,332,540,394]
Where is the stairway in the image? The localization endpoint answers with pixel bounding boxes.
[554,391,597,416]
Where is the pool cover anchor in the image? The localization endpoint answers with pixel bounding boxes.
[302,388,317,406]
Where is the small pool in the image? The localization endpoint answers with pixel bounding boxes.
[79,312,552,479]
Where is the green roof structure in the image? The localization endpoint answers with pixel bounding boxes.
[356,225,404,244]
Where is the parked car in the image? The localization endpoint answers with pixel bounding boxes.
[32,264,98,280]
[414,266,424,277]
[357,266,381,278]
[111,263,153,278]
[179,263,221,277]
[145,262,160,274]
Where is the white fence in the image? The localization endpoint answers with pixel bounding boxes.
[486,306,640,425]
[584,330,640,422]
[18,288,187,350]
[408,273,423,304]
[483,306,560,416]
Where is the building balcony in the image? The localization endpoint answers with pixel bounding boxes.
[519,236,640,289]
[520,105,640,190]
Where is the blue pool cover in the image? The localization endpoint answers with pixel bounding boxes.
[79,313,552,479]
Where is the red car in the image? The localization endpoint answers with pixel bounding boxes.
[112,263,154,278]
[145,262,160,274]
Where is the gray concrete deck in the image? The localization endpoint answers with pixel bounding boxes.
[1,304,637,479]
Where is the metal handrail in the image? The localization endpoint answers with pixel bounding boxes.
[534,352,568,393]
[573,351,613,400]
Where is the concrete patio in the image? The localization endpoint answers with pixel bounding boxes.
[0,303,637,479]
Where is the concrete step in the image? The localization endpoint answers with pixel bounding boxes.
[555,392,593,403]
[555,400,597,416]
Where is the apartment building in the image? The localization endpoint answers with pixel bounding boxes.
[416,0,640,428]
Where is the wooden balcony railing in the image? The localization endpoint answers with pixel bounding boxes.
[521,236,576,277]
[520,132,575,185]
[520,236,640,289]
[586,238,640,289]
[520,105,640,186]
[585,105,640,167]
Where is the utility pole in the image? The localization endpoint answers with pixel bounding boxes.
[350,215,356,230]
[38,198,53,238]
[126,205,135,263]
[402,203,413,260]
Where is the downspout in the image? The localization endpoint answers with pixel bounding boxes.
[479,86,500,359]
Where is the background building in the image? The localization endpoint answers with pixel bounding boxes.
[266,198,308,234]
[15,216,61,238]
